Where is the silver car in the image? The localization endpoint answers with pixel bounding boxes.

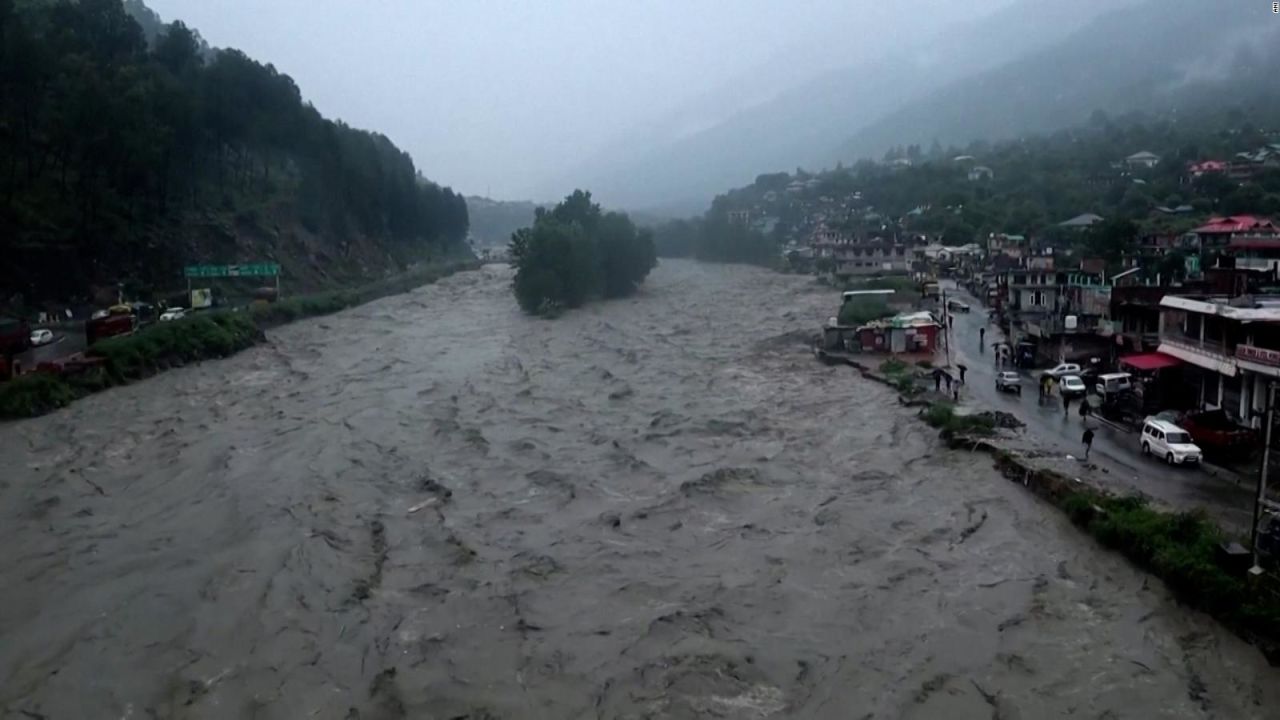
[995,371,1022,395]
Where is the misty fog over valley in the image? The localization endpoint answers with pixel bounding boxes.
[4,1,1280,718]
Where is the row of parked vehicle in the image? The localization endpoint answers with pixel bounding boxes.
[994,362,1207,467]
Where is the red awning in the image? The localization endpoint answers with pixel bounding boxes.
[1120,352,1182,371]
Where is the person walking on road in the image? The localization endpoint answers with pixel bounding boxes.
[1082,428,1095,459]
[1063,393,1072,417]
[979,327,986,346]
[933,369,942,392]
[953,380,961,403]
[1079,398,1091,423]
[957,363,968,383]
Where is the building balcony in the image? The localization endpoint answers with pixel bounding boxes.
[1235,343,1280,378]
[1157,334,1237,376]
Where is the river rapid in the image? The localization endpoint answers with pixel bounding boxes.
[2,260,1278,719]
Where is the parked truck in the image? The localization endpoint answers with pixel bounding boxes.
[86,310,135,345]
[0,316,31,356]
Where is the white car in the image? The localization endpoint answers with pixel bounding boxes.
[1042,362,1082,379]
[159,308,187,322]
[1140,418,1202,466]
[29,328,54,346]
[1059,375,1088,399]
[995,371,1022,395]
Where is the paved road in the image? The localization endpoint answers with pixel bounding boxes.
[939,282,1258,531]
[13,325,87,369]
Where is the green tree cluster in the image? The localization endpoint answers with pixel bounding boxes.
[0,0,469,302]
[509,190,656,315]
[650,201,779,267]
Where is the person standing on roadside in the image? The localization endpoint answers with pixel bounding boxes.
[1082,428,1095,459]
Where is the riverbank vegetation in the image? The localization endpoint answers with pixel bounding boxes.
[837,298,891,326]
[0,261,478,419]
[1060,491,1280,650]
[509,191,657,316]
[851,350,1280,659]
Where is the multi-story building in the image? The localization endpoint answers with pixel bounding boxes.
[1157,294,1280,425]
[1000,266,1110,363]
[811,225,919,278]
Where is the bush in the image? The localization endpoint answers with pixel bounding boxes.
[838,299,891,326]
[0,373,78,417]
[90,312,260,380]
[922,402,995,436]
[879,358,908,375]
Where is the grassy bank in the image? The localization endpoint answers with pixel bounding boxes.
[840,352,1280,661]
[0,261,479,419]
[1004,454,1280,661]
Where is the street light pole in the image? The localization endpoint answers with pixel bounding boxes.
[1251,380,1276,574]
[941,285,952,368]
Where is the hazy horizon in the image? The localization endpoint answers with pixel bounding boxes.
[145,0,1017,203]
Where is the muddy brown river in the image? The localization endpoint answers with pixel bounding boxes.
[2,260,1278,719]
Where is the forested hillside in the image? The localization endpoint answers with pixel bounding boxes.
[0,0,469,305]
[656,108,1280,269]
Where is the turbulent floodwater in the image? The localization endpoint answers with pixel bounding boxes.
[2,260,1278,719]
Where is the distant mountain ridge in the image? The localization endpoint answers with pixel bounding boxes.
[564,0,1132,212]
[837,0,1280,163]
[566,0,1280,215]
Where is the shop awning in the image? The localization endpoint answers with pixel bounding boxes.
[1120,352,1182,371]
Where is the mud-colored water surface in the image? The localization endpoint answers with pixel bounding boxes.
[2,261,1277,719]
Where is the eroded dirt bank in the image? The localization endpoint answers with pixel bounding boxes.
[2,261,1278,719]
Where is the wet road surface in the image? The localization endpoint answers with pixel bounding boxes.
[941,282,1258,531]
[2,262,1278,718]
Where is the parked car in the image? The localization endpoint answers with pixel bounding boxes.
[946,299,970,313]
[1140,417,1203,465]
[159,308,187,322]
[1042,362,1082,379]
[29,328,54,346]
[995,371,1022,395]
[1095,372,1132,397]
[1178,409,1256,457]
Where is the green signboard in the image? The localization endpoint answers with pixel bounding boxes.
[184,263,280,278]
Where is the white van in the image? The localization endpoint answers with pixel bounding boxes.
[1096,372,1133,396]
[1140,418,1202,466]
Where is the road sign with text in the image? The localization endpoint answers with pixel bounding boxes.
[184,263,280,278]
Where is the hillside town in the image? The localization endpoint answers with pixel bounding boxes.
[778,134,1280,496]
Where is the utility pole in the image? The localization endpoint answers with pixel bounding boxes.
[942,285,952,368]
[1252,380,1276,574]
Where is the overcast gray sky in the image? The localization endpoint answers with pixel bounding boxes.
[147,0,1015,200]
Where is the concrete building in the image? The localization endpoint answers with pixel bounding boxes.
[1157,295,1280,426]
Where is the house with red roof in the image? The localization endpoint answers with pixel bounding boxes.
[1193,216,1280,251]
[1187,160,1227,177]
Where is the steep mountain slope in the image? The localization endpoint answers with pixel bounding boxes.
[837,0,1280,162]
[566,0,1131,212]
[0,0,468,305]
